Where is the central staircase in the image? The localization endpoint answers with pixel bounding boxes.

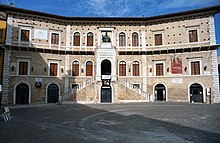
[60,77,150,103]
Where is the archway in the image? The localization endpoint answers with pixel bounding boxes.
[16,83,29,104]
[154,84,166,101]
[47,84,59,103]
[101,59,111,75]
[190,83,203,103]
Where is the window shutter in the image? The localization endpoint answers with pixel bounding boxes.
[72,62,79,76]
[133,62,139,76]
[86,62,93,76]
[119,62,126,76]
[21,30,30,41]
[74,33,80,46]
[19,62,28,75]
[51,33,59,45]
[132,33,138,46]
[189,30,198,43]
[155,34,162,46]
[87,33,93,46]
[119,33,126,46]
[156,63,163,76]
[50,63,58,76]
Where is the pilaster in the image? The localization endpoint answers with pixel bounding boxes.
[6,15,13,45]
[64,25,71,92]
[1,49,11,105]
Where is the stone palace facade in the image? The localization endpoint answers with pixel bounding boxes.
[0,4,220,105]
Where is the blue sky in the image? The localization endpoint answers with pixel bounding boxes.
[1,0,220,53]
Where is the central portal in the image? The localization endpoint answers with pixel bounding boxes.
[101,60,111,75]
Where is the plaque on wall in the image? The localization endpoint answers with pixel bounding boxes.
[34,29,48,40]
[172,78,183,84]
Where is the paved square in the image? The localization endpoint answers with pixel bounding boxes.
[1,102,220,143]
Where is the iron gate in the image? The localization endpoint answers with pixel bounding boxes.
[47,84,59,103]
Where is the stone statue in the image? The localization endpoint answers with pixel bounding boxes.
[102,32,111,42]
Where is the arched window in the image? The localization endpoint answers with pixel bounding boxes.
[132,32,138,46]
[72,61,79,76]
[73,32,80,46]
[87,32,94,46]
[119,61,126,76]
[86,61,93,76]
[119,32,126,46]
[133,61,139,76]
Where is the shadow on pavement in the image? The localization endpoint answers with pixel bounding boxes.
[0,103,220,143]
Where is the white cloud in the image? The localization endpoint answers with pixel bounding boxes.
[68,0,155,17]
[159,0,218,9]
[35,0,220,17]
[0,0,14,5]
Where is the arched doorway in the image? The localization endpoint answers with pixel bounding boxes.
[154,84,166,101]
[16,83,29,104]
[190,83,203,103]
[47,84,59,103]
[101,60,111,75]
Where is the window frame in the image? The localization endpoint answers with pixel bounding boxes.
[152,31,164,46]
[19,27,31,43]
[119,32,126,47]
[72,60,80,76]
[132,83,141,91]
[186,26,200,43]
[188,29,198,43]
[86,32,94,47]
[50,31,61,46]
[154,61,165,76]
[119,61,126,76]
[72,31,81,46]
[132,61,140,76]
[131,32,139,47]
[188,58,202,76]
[71,83,79,90]
[17,60,30,76]
[48,61,59,77]
[86,60,93,76]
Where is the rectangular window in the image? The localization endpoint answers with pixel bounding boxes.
[189,30,198,43]
[0,29,3,39]
[51,33,59,45]
[191,61,200,75]
[50,63,58,76]
[155,34,162,46]
[72,84,79,89]
[19,61,28,75]
[156,63,164,76]
[21,29,30,42]
[132,84,140,91]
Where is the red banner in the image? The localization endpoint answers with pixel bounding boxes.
[171,54,182,74]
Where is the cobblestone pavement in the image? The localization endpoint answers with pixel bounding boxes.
[1,102,220,143]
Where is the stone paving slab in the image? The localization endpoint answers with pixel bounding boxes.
[1,102,220,143]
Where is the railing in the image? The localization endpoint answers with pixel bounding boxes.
[11,41,96,51]
[61,77,95,101]
[118,79,149,100]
